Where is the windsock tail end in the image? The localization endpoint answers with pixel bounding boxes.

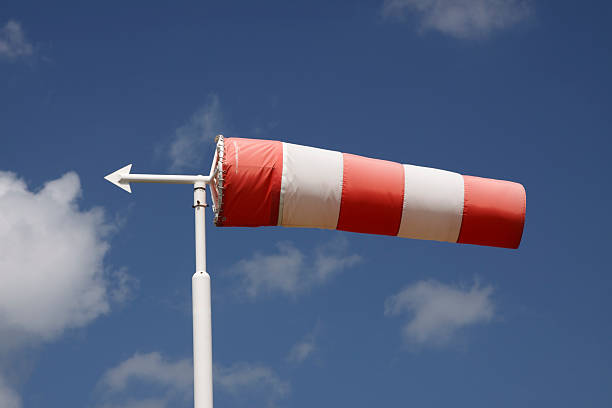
[457,176,526,249]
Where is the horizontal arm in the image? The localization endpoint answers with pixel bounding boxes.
[121,174,211,184]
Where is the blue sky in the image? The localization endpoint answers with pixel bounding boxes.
[1,1,611,407]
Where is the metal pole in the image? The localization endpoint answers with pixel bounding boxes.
[122,173,210,184]
[105,164,218,407]
[192,180,213,408]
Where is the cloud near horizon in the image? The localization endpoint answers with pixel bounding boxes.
[382,0,531,39]
[385,279,494,347]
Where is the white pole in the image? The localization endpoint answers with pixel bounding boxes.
[192,180,213,408]
[105,164,218,407]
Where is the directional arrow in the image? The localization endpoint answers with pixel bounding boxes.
[104,136,223,408]
[104,164,133,193]
[104,164,211,193]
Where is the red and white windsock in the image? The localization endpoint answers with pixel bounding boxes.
[210,137,526,249]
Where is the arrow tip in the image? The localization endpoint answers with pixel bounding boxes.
[104,164,132,193]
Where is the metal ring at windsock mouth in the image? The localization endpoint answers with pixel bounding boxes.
[210,134,225,225]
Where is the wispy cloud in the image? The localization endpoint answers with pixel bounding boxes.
[99,399,167,408]
[286,324,319,364]
[286,338,316,364]
[0,171,131,406]
[0,20,34,61]
[99,352,287,408]
[98,352,192,408]
[167,94,224,171]
[215,363,289,407]
[385,279,494,347]
[100,352,192,394]
[0,374,20,408]
[231,237,362,298]
[382,0,531,39]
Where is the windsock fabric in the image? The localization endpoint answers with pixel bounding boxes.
[215,137,526,249]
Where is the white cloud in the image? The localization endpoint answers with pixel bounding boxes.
[0,171,130,343]
[286,339,315,364]
[109,268,139,304]
[231,238,362,298]
[98,352,192,408]
[215,363,289,407]
[99,353,287,408]
[287,337,316,363]
[286,324,319,364]
[382,0,531,39]
[0,171,132,405]
[385,280,494,346]
[101,352,192,394]
[99,399,167,408]
[0,375,21,408]
[0,20,33,60]
[168,94,223,171]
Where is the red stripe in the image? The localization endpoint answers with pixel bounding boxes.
[219,138,283,227]
[457,175,526,249]
[336,153,404,236]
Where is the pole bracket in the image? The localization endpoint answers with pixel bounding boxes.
[192,200,208,209]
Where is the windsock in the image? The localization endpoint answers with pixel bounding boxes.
[210,137,526,249]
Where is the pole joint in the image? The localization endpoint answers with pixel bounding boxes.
[193,200,208,208]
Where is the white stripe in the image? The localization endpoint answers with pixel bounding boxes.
[278,143,343,229]
[397,164,464,242]
[277,142,288,225]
